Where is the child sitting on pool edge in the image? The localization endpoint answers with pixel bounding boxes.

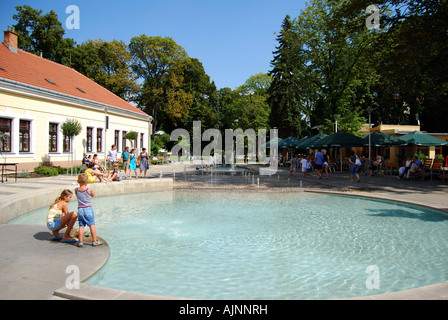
[110,163,122,182]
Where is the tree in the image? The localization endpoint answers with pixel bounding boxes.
[267,15,308,138]
[179,58,219,136]
[342,0,448,132]
[289,0,381,135]
[12,5,76,63]
[61,119,82,175]
[129,35,193,137]
[72,39,139,100]
[124,131,139,150]
[234,73,272,131]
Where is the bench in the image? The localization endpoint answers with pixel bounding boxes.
[1,163,18,183]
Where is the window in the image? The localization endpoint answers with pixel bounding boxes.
[0,118,12,152]
[19,120,30,152]
[86,127,93,153]
[49,123,58,152]
[45,78,56,85]
[122,131,127,150]
[140,133,144,150]
[115,130,120,151]
[97,129,103,152]
[76,87,86,93]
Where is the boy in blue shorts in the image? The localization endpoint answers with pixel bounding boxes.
[75,173,101,247]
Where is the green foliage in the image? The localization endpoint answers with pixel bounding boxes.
[268,15,308,138]
[11,1,447,138]
[34,166,59,177]
[124,131,139,141]
[61,119,82,137]
[129,35,193,135]
[12,5,74,63]
[71,39,140,100]
[151,133,171,156]
[413,151,429,161]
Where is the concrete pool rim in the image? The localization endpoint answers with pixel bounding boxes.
[2,177,448,300]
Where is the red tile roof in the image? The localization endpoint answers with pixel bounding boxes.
[0,43,148,117]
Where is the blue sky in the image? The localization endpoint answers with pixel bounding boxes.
[0,0,307,89]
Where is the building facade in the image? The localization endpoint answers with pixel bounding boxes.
[0,29,152,171]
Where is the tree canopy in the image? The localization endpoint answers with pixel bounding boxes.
[9,1,448,142]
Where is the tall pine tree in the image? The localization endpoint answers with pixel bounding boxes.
[267,15,308,138]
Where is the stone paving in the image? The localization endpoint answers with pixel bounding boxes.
[0,163,447,299]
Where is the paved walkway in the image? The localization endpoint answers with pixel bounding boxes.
[1,163,447,300]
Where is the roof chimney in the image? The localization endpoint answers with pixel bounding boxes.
[4,26,19,53]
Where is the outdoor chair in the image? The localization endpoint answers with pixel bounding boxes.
[384,162,398,177]
[430,158,444,181]
[417,158,434,181]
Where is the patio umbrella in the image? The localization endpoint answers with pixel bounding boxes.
[362,131,406,147]
[310,130,366,148]
[278,136,302,148]
[262,137,283,149]
[309,131,366,172]
[296,133,328,149]
[397,131,448,146]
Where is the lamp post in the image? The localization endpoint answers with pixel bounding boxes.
[367,107,373,166]
[333,114,341,171]
[334,114,340,133]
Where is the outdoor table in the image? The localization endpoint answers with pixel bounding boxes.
[1,163,18,183]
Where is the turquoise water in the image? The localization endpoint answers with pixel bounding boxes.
[9,191,448,300]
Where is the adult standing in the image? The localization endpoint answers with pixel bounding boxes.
[290,155,297,176]
[106,144,118,177]
[322,149,330,180]
[314,149,324,179]
[138,148,150,178]
[121,146,130,178]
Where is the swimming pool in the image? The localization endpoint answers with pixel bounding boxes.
[9,191,448,300]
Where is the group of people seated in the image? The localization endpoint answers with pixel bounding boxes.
[398,156,424,179]
[82,153,122,183]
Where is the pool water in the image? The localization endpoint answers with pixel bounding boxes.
[9,191,448,300]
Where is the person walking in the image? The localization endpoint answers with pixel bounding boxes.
[349,150,361,182]
[314,149,324,179]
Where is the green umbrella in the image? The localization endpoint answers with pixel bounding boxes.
[362,131,406,147]
[296,133,328,149]
[397,131,448,146]
[310,131,366,148]
[262,137,283,149]
[278,136,302,148]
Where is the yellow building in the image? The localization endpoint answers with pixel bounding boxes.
[360,123,448,164]
[0,29,152,171]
